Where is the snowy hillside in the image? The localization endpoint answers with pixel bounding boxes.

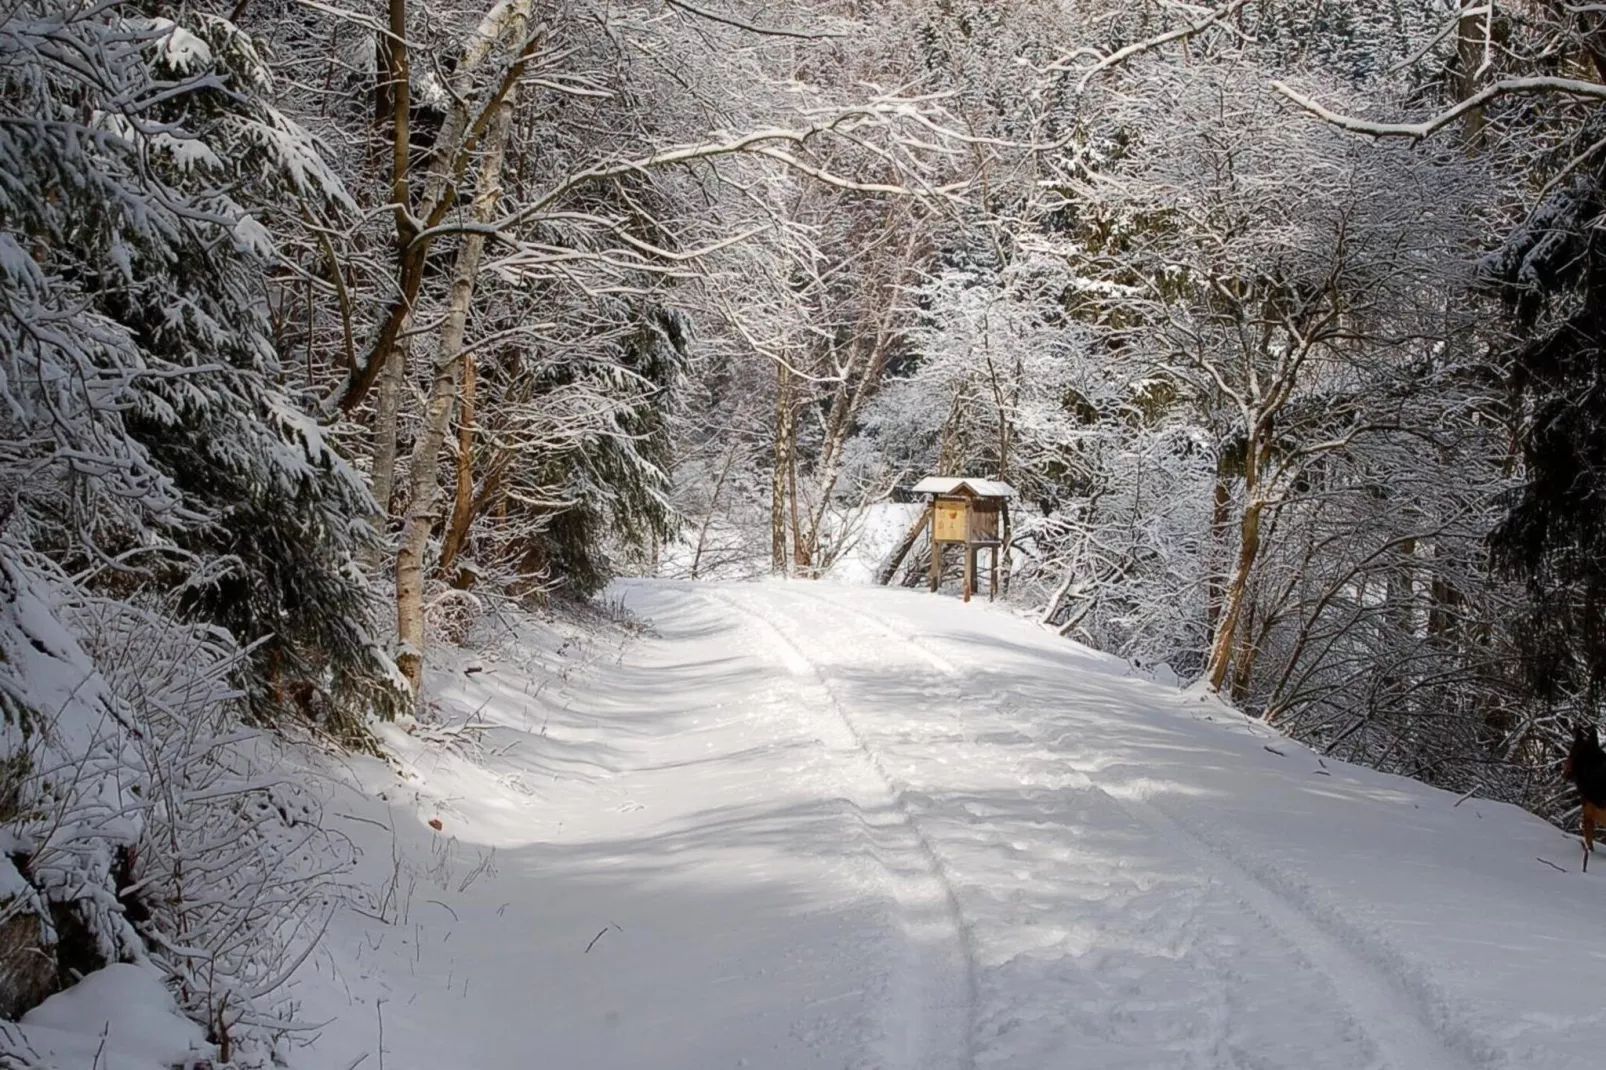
[261,581,1604,1070]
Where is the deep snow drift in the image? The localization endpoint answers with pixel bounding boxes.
[210,582,1606,1068]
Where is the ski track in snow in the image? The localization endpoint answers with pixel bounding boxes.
[1130,792,1491,1069]
[772,583,964,678]
[704,587,979,1070]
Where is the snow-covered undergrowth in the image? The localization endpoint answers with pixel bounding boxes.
[4,964,209,1070]
[0,3,407,1060]
[0,555,350,1069]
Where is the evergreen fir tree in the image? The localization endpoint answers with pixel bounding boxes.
[1485,113,1606,705]
[0,1,402,738]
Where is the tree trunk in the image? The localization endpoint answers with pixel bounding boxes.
[1387,536,1417,636]
[999,500,1012,595]
[771,364,792,574]
[1206,467,1232,642]
[1229,596,1258,702]
[394,361,463,691]
[1428,574,1464,644]
[788,422,804,573]
[394,51,519,694]
[1040,570,1074,627]
[984,346,1016,482]
[1455,4,1487,143]
[437,348,477,581]
[691,438,740,579]
[337,7,542,414]
[370,341,406,521]
[353,0,414,423]
[1206,498,1264,693]
[877,505,932,585]
[383,0,410,215]
[796,227,914,569]
[800,329,898,569]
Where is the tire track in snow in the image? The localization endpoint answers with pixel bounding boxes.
[775,586,1478,1070]
[703,588,978,1070]
[1091,779,1477,1070]
[774,586,961,678]
[1105,785,1491,1070]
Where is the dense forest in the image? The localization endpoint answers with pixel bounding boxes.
[4,0,1606,1059]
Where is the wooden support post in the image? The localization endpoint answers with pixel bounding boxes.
[989,546,998,602]
[999,501,1012,596]
[929,542,940,592]
[963,544,975,603]
[879,505,933,586]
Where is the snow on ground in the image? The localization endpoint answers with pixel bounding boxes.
[13,964,208,1069]
[819,502,924,585]
[289,580,1606,1070]
[657,502,927,585]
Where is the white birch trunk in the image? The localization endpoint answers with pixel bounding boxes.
[394,6,526,694]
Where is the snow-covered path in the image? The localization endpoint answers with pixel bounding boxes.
[305,580,1606,1070]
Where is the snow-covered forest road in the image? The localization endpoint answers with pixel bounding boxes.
[307,582,1606,1070]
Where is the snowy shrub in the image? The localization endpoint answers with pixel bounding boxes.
[67,596,348,1064]
[426,585,489,649]
[1022,424,1218,675]
[0,554,146,988]
[0,551,351,1064]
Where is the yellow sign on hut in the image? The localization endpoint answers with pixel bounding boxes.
[934,501,967,542]
[911,476,1016,602]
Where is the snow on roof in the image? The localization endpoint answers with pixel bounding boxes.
[911,476,1017,498]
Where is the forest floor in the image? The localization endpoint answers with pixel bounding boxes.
[284,579,1606,1070]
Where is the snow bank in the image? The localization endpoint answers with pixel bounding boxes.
[15,964,207,1069]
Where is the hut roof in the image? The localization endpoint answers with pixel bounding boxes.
[911,476,1017,499]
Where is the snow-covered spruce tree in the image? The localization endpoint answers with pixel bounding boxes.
[0,0,392,1051]
[1483,115,1606,716]
[0,1,402,737]
[463,300,691,600]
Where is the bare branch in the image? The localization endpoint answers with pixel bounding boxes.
[1046,0,1253,94]
[1272,76,1606,141]
[660,0,848,40]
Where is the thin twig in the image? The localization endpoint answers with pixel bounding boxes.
[585,923,621,953]
[661,0,846,38]
[91,1023,109,1070]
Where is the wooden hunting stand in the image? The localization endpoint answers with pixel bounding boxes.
[911,477,1015,602]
